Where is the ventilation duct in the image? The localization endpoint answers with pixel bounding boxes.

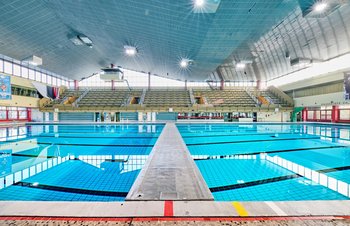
[290,57,312,67]
[100,64,124,81]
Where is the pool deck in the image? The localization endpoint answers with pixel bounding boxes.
[1,200,350,218]
[126,122,213,201]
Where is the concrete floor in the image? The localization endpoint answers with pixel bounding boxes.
[1,219,350,225]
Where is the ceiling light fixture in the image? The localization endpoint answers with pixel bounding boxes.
[192,0,221,13]
[179,58,193,68]
[69,36,84,46]
[77,35,93,48]
[194,0,205,7]
[300,0,345,18]
[124,45,137,56]
[236,62,246,69]
[313,2,328,12]
[180,59,189,68]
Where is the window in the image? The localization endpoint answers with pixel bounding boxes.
[79,70,186,88]
[18,108,27,119]
[4,61,13,75]
[0,107,6,120]
[13,64,21,76]
[29,69,35,80]
[8,107,18,119]
[47,75,52,85]
[21,66,28,78]
[35,71,41,82]
[42,73,47,83]
[0,59,3,72]
[52,77,57,86]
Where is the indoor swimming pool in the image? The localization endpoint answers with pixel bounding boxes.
[0,124,163,201]
[177,123,350,201]
[2,123,350,202]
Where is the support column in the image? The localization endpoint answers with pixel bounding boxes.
[74,80,79,90]
[185,80,187,90]
[332,105,339,123]
[302,107,308,121]
[256,80,261,90]
[27,108,32,122]
[148,72,151,90]
[220,80,224,90]
[53,112,59,122]
[111,80,115,90]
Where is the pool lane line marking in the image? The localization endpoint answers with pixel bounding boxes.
[316,165,350,173]
[264,201,287,216]
[8,153,57,159]
[232,202,249,217]
[164,201,174,217]
[192,145,347,161]
[0,153,128,163]
[2,141,154,147]
[209,164,350,193]
[210,174,302,192]
[187,137,322,146]
[182,132,298,138]
[36,135,158,139]
[13,182,128,197]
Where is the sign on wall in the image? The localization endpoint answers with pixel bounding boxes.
[0,74,11,100]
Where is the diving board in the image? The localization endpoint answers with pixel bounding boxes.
[126,122,213,201]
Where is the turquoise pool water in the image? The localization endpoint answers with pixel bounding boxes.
[0,124,163,201]
[177,123,350,201]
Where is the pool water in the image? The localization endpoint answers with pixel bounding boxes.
[2,122,350,202]
[177,123,350,201]
[0,124,163,201]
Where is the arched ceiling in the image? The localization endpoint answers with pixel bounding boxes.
[0,0,349,82]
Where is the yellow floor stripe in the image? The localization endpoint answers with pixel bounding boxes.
[232,201,249,217]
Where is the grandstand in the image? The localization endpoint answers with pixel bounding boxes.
[77,89,130,107]
[193,88,257,107]
[143,90,191,107]
[40,87,292,114]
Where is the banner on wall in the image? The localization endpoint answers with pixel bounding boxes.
[0,74,11,100]
[344,72,350,100]
[32,81,59,99]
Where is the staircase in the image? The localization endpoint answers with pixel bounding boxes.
[189,88,195,105]
[139,88,147,105]
[75,89,89,107]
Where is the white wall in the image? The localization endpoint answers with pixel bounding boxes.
[257,112,291,122]
[277,71,349,107]
[278,72,344,92]
[294,92,350,107]
[31,109,43,122]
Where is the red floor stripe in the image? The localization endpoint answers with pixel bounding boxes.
[164,200,174,217]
